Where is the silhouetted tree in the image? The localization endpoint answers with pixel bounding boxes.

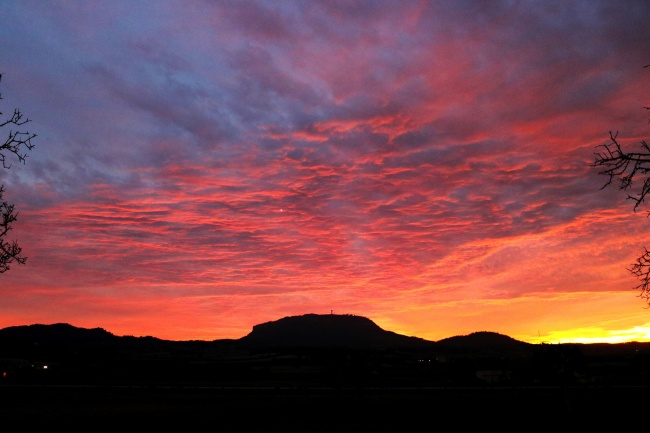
[592,65,650,303]
[0,74,36,273]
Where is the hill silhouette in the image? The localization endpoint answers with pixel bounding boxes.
[0,322,114,341]
[0,313,531,353]
[1,312,649,389]
[238,313,435,349]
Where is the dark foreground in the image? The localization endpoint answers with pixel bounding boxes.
[2,320,649,429]
[0,384,644,430]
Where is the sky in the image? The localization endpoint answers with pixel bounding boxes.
[1,0,650,344]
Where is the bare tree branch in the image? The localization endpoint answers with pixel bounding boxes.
[629,247,650,304]
[593,64,650,303]
[0,185,25,273]
[592,131,650,212]
[0,80,36,169]
[0,74,34,272]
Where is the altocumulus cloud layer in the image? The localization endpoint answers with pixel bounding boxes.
[1,0,650,342]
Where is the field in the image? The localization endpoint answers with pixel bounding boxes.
[0,383,644,429]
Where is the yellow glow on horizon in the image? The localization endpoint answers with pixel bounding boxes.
[536,324,650,344]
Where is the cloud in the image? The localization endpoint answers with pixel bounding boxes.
[1,0,650,341]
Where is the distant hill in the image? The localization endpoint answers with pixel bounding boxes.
[0,323,117,343]
[0,322,178,361]
[0,314,533,352]
[435,330,534,358]
[238,313,434,349]
[0,313,545,369]
[3,314,650,389]
[437,331,525,347]
[0,314,535,356]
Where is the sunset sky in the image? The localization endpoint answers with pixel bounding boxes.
[1,1,650,344]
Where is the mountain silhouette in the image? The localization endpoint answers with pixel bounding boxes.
[3,313,650,396]
[435,330,533,358]
[238,313,434,349]
[0,314,544,354]
[0,322,116,342]
[0,313,540,373]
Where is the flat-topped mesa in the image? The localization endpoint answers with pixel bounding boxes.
[237,313,432,349]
